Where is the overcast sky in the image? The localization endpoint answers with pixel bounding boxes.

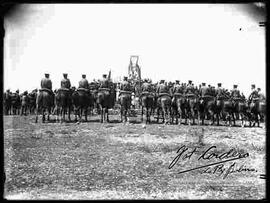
[4,4,266,96]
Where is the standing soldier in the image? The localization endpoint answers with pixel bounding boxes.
[61,73,71,89]
[41,73,53,93]
[99,74,109,89]
[248,84,259,102]
[78,74,89,89]
[230,85,241,99]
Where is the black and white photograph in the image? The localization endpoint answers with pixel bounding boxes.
[3,3,266,199]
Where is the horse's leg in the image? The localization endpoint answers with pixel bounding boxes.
[35,105,39,123]
[42,108,45,123]
[99,105,103,123]
[85,107,87,122]
[47,107,50,121]
[106,108,109,122]
[157,108,160,123]
[141,105,144,122]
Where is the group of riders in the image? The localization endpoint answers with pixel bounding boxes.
[3,73,266,127]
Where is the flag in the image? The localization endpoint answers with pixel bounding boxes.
[108,69,111,81]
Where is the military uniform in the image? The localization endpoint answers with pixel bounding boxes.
[200,83,208,97]
[99,75,109,89]
[120,80,133,92]
[185,81,195,94]
[79,76,89,89]
[231,85,241,99]
[248,85,259,101]
[156,81,170,95]
[61,75,71,89]
[41,77,52,90]
[141,82,153,92]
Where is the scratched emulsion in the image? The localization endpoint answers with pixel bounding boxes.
[4,115,265,199]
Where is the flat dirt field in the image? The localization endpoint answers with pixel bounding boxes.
[4,115,266,200]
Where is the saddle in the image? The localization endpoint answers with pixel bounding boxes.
[185,93,196,99]
[77,88,90,93]
[58,88,70,92]
[98,88,110,94]
[119,90,132,95]
[173,93,184,97]
[158,92,171,98]
[140,91,155,98]
[39,88,53,94]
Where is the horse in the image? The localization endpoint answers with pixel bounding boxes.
[3,92,12,115]
[171,93,188,125]
[35,89,54,123]
[186,93,199,125]
[232,98,249,127]
[249,98,266,127]
[96,86,116,123]
[221,98,235,126]
[10,93,21,115]
[20,93,29,116]
[140,91,155,124]
[198,95,216,125]
[119,90,133,123]
[156,93,172,124]
[72,88,94,122]
[54,88,72,122]
[28,91,37,114]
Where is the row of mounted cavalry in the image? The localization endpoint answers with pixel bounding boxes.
[3,81,266,127]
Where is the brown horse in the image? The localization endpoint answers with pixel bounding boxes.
[20,93,29,116]
[140,91,155,124]
[156,93,172,124]
[186,94,199,125]
[198,95,216,125]
[119,91,132,123]
[171,93,188,125]
[55,88,72,122]
[249,98,266,127]
[72,88,94,122]
[232,98,249,127]
[221,99,235,126]
[35,89,54,123]
[96,86,116,123]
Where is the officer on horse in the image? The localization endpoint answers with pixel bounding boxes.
[61,73,71,89]
[78,74,89,90]
[248,84,259,102]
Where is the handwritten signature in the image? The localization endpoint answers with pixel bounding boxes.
[168,145,256,179]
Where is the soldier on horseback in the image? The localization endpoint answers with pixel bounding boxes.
[185,80,194,95]
[79,74,89,89]
[99,74,109,89]
[61,73,71,89]
[41,73,53,93]
[257,88,265,100]
[248,84,259,102]
[156,80,170,96]
[230,85,241,99]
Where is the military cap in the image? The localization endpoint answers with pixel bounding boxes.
[202,82,206,86]
[45,73,50,76]
[16,89,19,93]
[123,76,128,80]
[233,85,238,88]
[103,74,107,78]
[188,80,192,84]
[160,79,165,83]
[257,87,261,91]
[175,80,180,84]
[217,83,222,87]
[63,73,68,76]
[82,74,86,78]
[251,84,256,88]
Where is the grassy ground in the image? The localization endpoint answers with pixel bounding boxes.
[4,115,266,199]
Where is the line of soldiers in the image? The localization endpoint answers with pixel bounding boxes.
[37,73,266,102]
